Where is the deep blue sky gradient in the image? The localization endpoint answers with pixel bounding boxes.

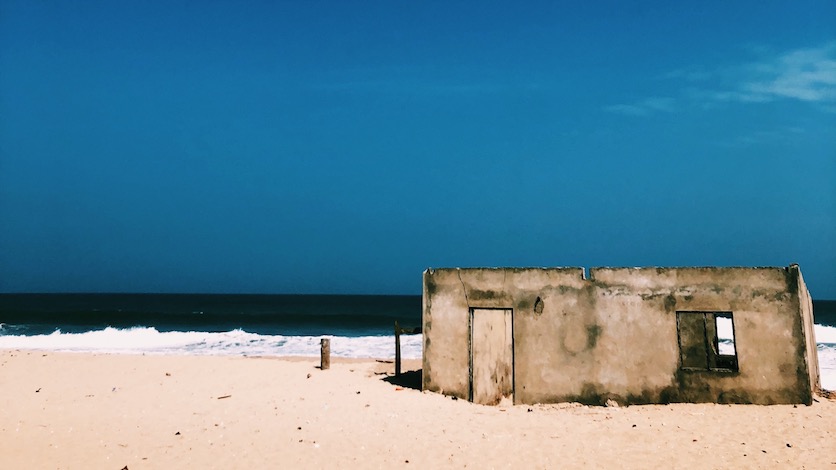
[1,1,834,296]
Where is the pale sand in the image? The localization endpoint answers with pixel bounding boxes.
[0,351,833,469]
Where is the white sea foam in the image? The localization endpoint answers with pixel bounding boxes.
[0,324,834,391]
[814,325,836,391]
[0,327,424,360]
[814,324,836,344]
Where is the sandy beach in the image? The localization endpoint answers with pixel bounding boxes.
[0,350,833,469]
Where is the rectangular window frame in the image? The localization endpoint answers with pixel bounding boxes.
[676,311,739,373]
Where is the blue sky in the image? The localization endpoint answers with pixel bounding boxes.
[1,1,834,296]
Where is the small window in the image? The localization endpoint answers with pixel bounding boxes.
[676,311,738,371]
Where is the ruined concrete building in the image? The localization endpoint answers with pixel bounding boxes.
[422,265,819,405]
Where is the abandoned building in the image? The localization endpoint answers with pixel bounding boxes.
[422,265,819,406]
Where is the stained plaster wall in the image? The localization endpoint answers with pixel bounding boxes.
[422,266,818,405]
[796,268,820,393]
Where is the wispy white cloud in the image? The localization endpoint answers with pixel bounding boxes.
[612,41,836,118]
[604,97,675,116]
[703,42,836,104]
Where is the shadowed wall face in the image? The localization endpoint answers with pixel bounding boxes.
[422,266,818,406]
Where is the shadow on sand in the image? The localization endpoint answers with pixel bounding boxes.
[382,369,422,391]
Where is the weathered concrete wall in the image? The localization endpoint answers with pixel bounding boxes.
[795,266,820,393]
[422,266,817,405]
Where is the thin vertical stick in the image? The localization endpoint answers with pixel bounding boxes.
[394,321,402,377]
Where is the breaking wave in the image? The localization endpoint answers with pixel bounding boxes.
[0,327,423,359]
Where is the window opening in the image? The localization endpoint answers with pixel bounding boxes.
[715,314,736,355]
[712,313,737,371]
[676,311,738,372]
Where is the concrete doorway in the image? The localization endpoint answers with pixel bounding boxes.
[469,308,514,405]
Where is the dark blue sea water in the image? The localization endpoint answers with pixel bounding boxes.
[0,294,422,337]
[812,300,836,325]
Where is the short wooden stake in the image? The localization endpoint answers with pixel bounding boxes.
[320,338,330,370]
[394,321,402,377]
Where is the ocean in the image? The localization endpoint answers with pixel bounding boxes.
[1,294,834,390]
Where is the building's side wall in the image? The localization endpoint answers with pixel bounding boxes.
[793,265,820,393]
[423,266,814,405]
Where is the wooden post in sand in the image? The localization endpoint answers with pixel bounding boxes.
[320,338,330,370]
[394,321,402,377]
